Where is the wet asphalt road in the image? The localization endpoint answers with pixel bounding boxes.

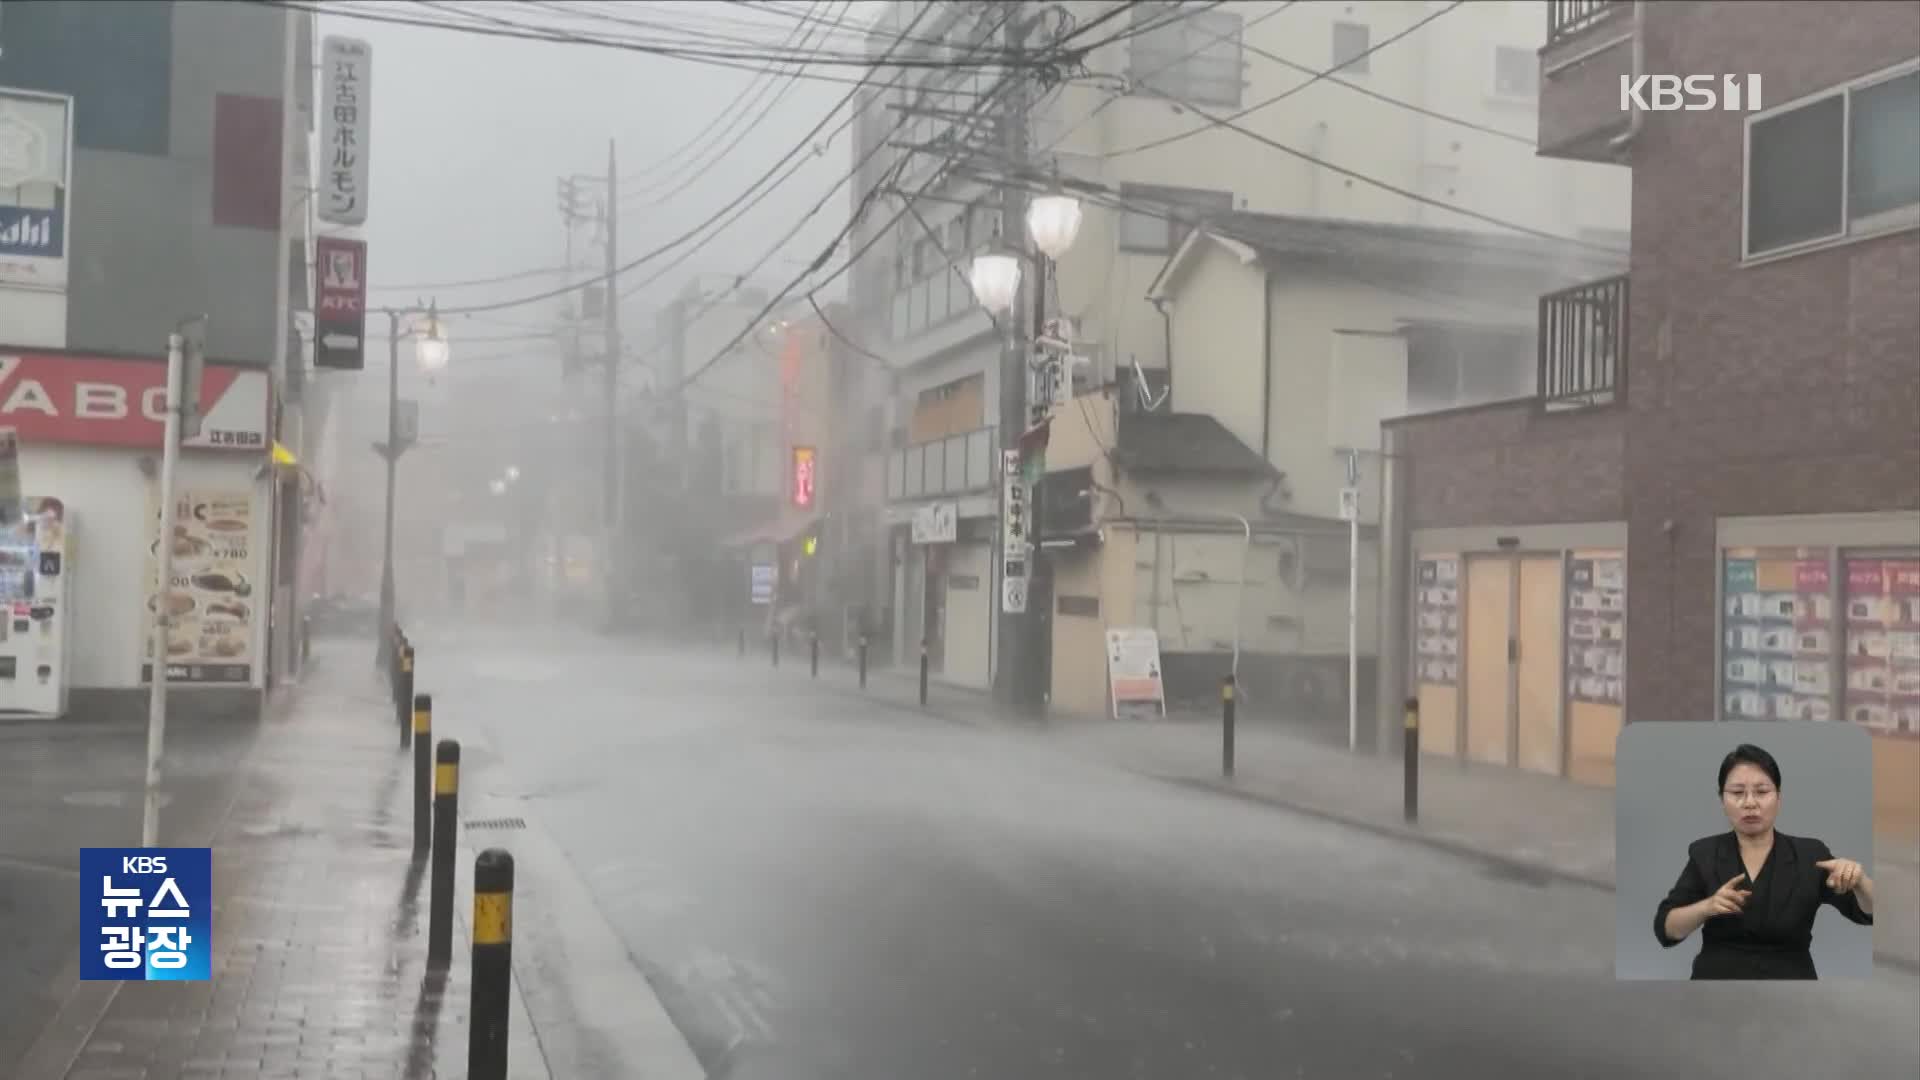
[429,628,1920,1080]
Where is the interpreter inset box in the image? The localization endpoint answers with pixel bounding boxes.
[1615,723,1874,981]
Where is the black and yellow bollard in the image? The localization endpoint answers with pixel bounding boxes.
[858,634,868,689]
[1404,697,1420,823]
[1221,674,1237,779]
[809,632,819,679]
[469,849,515,1080]
[398,645,416,748]
[428,739,460,970]
[412,694,432,856]
[918,639,929,707]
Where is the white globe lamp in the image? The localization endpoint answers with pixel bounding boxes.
[1026,194,1083,261]
[968,251,1023,315]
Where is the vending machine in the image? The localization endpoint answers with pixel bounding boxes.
[0,497,73,718]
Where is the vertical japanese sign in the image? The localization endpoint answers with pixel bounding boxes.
[1001,449,1027,613]
[791,446,816,508]
[0,88,72,290]
[319,37,372,226]
[314,236,368,370]
[79,848,212,981]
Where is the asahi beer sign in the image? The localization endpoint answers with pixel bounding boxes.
[314,236,367,370]
[0,88,72,290]
[319,37,372,226]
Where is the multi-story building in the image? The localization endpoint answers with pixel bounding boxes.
[0,1,313,720]
[1376,1,1917,831]
[845,1,1630,698]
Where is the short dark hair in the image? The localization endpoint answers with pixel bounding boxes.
[1719,744,1782,790]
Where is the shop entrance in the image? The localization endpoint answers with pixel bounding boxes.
[1462,554,1566,774]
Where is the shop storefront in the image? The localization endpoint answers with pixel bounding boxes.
[1715,513,1920,835]
[889,498,994,690]
[4,348,272,720]
[1411,522,1628,787]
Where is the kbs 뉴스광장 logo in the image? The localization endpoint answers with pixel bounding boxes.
[79,848,213,981]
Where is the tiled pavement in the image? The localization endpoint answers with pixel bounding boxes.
[36,644,548,1080]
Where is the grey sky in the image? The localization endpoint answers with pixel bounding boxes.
[330,1,887,352]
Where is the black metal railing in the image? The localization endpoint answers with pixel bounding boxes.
[1547,0,1626,46]
[1538,275,1627,410]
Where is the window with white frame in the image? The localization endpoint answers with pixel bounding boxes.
[1332,21,1371,74]
[1492,45,1538,99]
[1118,183,1234,254]
[1746,65,1920,258]
[1128,3,1245,107]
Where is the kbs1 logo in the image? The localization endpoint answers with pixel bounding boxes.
[79,848,213,981]
[1620,74,1764,113]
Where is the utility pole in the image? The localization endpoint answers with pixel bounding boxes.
[601,140,623,630]
[992,1,1035,707]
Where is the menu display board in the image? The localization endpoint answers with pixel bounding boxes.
[1566,551,1626,705]
[1414,555,1460,686]
[1721,547,1834,722]
[1842,556,1920,736]
[143,490,258,685]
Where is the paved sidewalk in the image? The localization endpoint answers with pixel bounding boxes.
[749,643,1920,972]
[21,642,548,1080]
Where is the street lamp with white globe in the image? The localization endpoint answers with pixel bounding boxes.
[376,301,450,672]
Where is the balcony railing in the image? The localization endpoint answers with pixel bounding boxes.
[1538,274,1626,411]
[885,426,995,501]
[1547,0,1626,46]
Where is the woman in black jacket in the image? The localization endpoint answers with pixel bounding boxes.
[1654,743,1875,979]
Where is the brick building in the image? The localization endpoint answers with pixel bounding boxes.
[1376,1,1918,829]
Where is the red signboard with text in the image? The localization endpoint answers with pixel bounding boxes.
[0,350,269,450]
[314,235,368,370]
[791,445,816,508]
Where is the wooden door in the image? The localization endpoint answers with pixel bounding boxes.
[1464,556,1514,766]
[1516,556,1565,775]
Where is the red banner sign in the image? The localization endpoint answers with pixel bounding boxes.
[0,350,268,451]
[791,445,816,508]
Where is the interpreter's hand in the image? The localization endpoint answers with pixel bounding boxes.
[1702,873,1753,917]
[1815,857,1865,895]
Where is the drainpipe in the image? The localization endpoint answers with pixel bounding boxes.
[1374,423,1411,757]
[1609,1,1648,157]
[1150,297,1173,399]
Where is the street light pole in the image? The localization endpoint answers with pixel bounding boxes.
[378,308,400,672]
[992,2,1033,707]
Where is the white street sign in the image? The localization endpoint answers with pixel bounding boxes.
[1338,486,1359,522]
[1001,575,1027,614]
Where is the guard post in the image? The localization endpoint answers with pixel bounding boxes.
[770,630,780,669]
[1404,696,1419,823]
[470,849,514,1080]
[398,644,415,748]
[428,738,460,970]
[1221,674,1237,778]
[918,638,929,707]
[809,632,819,678]
[737,627,746,658]
[858,634,869,689]
[412,694,431,856]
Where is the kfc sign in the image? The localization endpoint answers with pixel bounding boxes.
[0,350,268,450]
[791,445,816,509]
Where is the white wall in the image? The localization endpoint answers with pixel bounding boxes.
[1163,242,1267,453]
[941,539,992,689]
[21,444,269,689]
